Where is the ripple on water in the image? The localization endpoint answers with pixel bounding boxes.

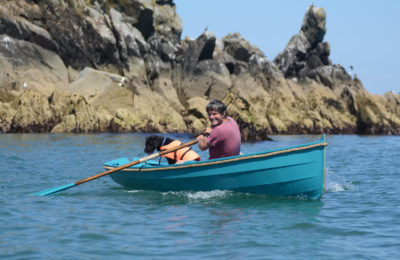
[2,134,400,259]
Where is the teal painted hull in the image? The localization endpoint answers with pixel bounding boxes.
[104,135,327,199]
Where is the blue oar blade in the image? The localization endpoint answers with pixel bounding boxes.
[31,183,75,196]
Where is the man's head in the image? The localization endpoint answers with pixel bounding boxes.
[206,99,227,127]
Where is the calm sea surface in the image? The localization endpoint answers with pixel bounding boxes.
[1,133,399,259]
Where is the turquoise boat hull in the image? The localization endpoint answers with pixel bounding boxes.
[104,135,328,199]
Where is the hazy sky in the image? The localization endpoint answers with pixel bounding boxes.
[174,0,399,95]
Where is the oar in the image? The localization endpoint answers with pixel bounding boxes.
[32,140,198,196]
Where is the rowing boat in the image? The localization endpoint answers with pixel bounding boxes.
[104,135,328,199]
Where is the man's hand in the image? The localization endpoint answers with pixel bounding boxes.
[196,134,209,151]
[204,127,212,136]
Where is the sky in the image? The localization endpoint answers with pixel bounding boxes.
[174,0,400,95]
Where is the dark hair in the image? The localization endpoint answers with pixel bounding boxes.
[206,99,227,116]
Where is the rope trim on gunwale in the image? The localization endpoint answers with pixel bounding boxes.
[104,142,328,172]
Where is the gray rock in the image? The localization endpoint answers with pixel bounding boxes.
[182,31,216,74]
[0,5,58,53]
[222,32,264,62]
[274,5,341,87]
[220,32,266,75]
[0,1,399,138]
[300,5,327,47]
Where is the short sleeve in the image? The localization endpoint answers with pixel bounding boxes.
[207,127,222,147]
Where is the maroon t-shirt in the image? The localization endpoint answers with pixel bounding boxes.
[207,116,241,159]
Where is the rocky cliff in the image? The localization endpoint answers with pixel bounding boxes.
[0,1,399,139]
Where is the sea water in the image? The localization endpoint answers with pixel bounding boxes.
[1,134,399,259]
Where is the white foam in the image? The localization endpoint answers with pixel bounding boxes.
[126,189,232,200]
[161,190,232,200]
[325,181,345,192]
[185,190,232,200]
[126,190,141,193]
[325,167,355,192]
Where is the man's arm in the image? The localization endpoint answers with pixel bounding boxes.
[196,135,210,151]
[196,127,213,151]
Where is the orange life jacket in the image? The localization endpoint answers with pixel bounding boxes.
[160,140,201,162]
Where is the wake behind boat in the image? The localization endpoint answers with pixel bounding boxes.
[104,135,328,199]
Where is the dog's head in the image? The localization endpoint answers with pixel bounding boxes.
[144,135,166,154]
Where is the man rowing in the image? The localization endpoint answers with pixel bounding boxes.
[196,99,241,159]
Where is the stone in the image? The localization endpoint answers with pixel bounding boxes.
[0,1,399,138]
[11,90,54,132]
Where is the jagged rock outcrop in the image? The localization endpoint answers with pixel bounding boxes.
[274,5,350,88]
[0,1,399,138]
[221,32,265,75]
[180,32,232,101]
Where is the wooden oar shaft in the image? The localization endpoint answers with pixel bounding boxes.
[74,140,198,186]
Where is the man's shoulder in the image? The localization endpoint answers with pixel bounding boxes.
[227,116,238,123]
[211,117,239,134]
[227,117,239,128]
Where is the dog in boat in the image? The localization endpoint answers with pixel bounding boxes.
[144,135,201,164]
